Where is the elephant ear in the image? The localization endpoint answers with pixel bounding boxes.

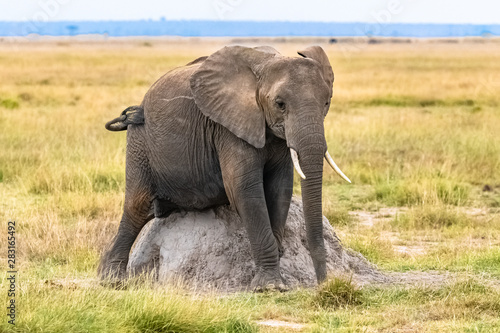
[190,46,275,149]
[297,46,334,92]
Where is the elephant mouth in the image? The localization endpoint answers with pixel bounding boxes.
[269,123,286,139]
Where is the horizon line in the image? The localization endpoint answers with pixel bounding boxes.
[1,19,500,25]
[1,20,499,38]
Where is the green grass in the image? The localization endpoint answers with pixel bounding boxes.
[391,205,472,229]
[2,280,259,333]
[313,276,363,309]
[373,179,470,206]
[0,97,20,109]
[1,40,500,332]
[2,276,498,332]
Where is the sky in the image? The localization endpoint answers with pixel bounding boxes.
[1,0,499,24]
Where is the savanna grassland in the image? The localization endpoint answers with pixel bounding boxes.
[1,38,500,332]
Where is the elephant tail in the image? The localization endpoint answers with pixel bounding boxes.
[105,106,144,131]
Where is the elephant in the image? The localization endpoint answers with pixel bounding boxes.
[99,45,350,290]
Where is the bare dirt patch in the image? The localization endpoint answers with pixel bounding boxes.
[42,278,96,290]
[256,320,306,331]
[351,207,403,228]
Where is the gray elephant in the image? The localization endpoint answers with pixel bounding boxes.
[99,45,350,290]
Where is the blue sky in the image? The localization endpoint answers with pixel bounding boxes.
[1,0,499,24]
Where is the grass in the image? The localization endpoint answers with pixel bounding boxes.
[1,39,500,331]
[2,275,499,332]
[5,279,259,333]
[313,276,363,309]
[391,205,473,229]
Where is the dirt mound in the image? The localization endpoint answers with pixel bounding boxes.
[128,197,388,291]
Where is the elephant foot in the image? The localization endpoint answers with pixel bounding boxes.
[98,262,128,289]
[250,268,288,292]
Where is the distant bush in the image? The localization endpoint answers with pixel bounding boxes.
[0,98,19,109]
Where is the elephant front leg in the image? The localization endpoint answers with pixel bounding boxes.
[235,185,286,291]
[264,158,294,259]
[222,169,285,291]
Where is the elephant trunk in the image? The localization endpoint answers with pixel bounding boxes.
[293,124,328,284]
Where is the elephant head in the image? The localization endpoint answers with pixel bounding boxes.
[190,45,350,283]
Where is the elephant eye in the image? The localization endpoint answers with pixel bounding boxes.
[275,99,286,110]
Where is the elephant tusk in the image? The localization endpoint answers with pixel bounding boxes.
[325,151,351,183]
[290,149,306,180]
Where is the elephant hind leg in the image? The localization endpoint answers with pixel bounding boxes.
[97,196,154,283]
[98,127,156,283]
